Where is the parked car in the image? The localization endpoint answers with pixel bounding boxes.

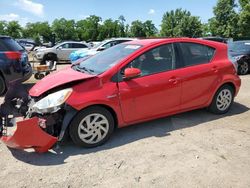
[228,40,250,75]
[16,39,37,52]
[88,41,101,48]
[34,41,90,64]
[1,38,241,152]
[200,36,228,43]
[69,38,137,62]
[0,36,32,95]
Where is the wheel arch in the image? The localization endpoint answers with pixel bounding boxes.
[43,52,58,62]
[208,81,237,107]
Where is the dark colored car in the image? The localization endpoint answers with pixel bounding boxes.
[0,36,32,95]
[201,37,228,43]
[229,41,250,75]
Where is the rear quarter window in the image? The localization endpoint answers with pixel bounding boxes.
[179,42,215,67]
[0,38,24,51]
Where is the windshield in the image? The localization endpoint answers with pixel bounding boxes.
[77,43,142,74]
[229,41,250,52]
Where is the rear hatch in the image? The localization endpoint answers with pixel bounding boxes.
[0,36,30,74]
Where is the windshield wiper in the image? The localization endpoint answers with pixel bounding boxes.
[75,65,95,74]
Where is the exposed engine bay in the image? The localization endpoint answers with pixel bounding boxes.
[0,80,77,152]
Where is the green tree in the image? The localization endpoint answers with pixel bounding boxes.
[143,20,158,37]
[118,15,126,37]
[52,18,78,42]
[239,0,250,8]
[98,19,120,40]
[208,0,239,38]
[0,21,7,35]
[202,23,211,36]
[76,15,102,41]
[238,0,250,36]
[23,22,52,43]
[130,20,146,37]
[160,9,202,37]
[5,21,22,38]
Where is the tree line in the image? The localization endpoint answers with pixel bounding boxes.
[0,0,249,44]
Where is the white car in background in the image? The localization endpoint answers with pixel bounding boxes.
[35,41,90,64]
[70,38,138,63]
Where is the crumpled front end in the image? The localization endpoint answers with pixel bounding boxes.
[0,78,78,153]
[1,117,58,153]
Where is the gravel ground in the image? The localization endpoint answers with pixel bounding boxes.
[0,68,250,188]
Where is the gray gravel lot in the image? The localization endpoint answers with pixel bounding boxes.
[0,68,249,188]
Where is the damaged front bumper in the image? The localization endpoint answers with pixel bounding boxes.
[1,117,58,153]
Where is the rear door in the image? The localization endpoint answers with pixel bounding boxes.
[118,43,182,123]
[57,43,73,60]
[176,42,219,110]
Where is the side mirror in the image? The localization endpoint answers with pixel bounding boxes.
[97,46,106,51]
[124,68,141,80]
[57,46,63,50]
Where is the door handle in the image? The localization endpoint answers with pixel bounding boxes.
[169,77,181,84]
[211,66,218,73]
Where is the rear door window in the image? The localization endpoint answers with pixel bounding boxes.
[0,38,24,51]
[72,43,88,48]
[61,43,73,49]
[178,42,215,67]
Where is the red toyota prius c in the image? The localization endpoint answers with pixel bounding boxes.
[0,38,241,152]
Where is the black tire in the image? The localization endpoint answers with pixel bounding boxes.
[0,76,6,96]
[238,61,249,75]
[42,53,57,65]
[208,85,234,114]
[34,73,45,80]
[69,106,115,148]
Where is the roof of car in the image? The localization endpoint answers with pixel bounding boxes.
[125,37,226,47]
[60,41,87,43]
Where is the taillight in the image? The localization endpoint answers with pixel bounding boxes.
[4,51,21,60]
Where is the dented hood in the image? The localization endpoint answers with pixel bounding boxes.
[29,67,96,97]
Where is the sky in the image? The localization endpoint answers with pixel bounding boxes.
[0,0,218,27]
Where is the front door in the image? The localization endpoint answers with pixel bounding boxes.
[118,43,182,123]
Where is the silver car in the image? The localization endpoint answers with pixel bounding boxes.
[35,41,90,64]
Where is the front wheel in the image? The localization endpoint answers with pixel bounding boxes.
[69,106,115,148]
[208,85,234,114]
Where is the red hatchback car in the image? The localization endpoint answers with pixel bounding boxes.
[1,38,241,152]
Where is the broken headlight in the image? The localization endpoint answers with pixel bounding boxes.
[31,88,73,114]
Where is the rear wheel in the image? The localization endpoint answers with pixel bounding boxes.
[0,76,6,96]
[208,85,234,114]
[238,61,249,75]
[69,106,114,148]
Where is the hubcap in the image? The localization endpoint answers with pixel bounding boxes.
[240,62,249,74]
[216,89,232,111]
[78,113,109,144]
